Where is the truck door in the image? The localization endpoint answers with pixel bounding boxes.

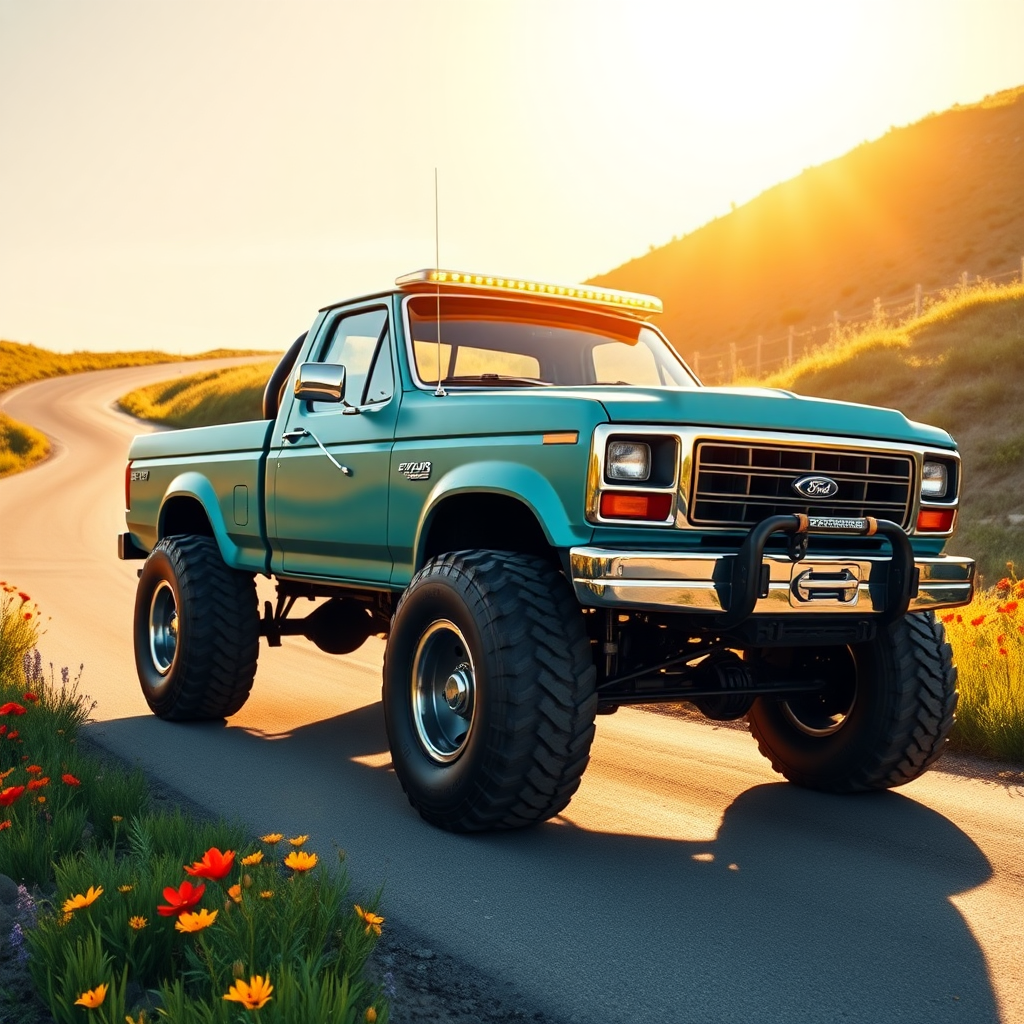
[270,304,398,583]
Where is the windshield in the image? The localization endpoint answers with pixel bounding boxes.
[405,295,699,389]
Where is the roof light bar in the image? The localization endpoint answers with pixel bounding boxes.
[395,269,663,315]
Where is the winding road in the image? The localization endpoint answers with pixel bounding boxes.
[1,364,1022,1024]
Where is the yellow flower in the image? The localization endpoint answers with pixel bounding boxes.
[260,833,283,844]
[59,912,72,926]
[129,916,148,930]
[241,850,263,865]
[260,891,274,899]
[111,815,123,822]
[223,974,274,1010]
[126,1013,148,1024]
[174,908,219,933]
[118,884,134,893]
[287,834,309,847]
[63,886,103,913]
[365,1008,378,1023]
[354,904,384,936]
[283,850,317,872]
[74,984,108,1008]
[37,796,46,804]
[227,883,242,904]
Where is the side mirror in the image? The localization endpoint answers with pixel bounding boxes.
[294,363,346,403]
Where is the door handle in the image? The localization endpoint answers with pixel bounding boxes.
[281,427,351,475]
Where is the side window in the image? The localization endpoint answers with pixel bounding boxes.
[312,307,390,412]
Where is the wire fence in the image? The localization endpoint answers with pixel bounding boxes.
[691,257,1024,385]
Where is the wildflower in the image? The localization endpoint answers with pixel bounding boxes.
[27,777,50,790]
[62,773,81,786]
[73,984,108,1009]
[174,908,219,933]
[284,851,317,872]
[36,796,45,804]
[223,975,273,1010]
[260,833,283,844]
[366,1008,378,1023]
[129,915,148,930]
[118,884,134,893]
[997,634,1006,645]
[941,613,955,623]
[63,886,103,913]
[126,1014,149,1024]
[22,692,39,703]
[0,703,26,716]
[0,726,6,736]
[26,765,42,774]
[0,768,12,780]
[997,601,1019,615]
[22,612,32,621]
[999,648,1009,656]
[227,884,242,904]
[0,786,26,807]
[157,880,206,917]
[354,904,384,936]
[971,615,986,627]
[1016,580,1024,598]
[7,731,19,741]
[184,847,235,881]
[956,615,963,623]
[260,891,274,899]
[17,591,29,602]
[996,576,1012,593]
[0,820,10,831]
[287,834,309,847]
[241,850,263,866]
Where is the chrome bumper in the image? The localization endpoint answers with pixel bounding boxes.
[570,548,975,616]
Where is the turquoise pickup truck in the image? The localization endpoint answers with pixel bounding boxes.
[120,270,975,832]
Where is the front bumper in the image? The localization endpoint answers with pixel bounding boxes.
[571,515,974,621]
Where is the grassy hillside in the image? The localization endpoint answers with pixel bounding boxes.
[745,283,1024,584]
[118,360,279,428]
[589,86,1024,371]
[0,340,273,477]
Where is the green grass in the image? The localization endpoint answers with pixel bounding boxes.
[118,360,279,428]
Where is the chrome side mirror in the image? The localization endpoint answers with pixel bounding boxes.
[294,363,346,403]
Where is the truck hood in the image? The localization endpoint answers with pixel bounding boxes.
[589,386,956,449]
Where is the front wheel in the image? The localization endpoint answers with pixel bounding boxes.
[133,535,260,720]
[748,612,957,792]
[383,551,597,832]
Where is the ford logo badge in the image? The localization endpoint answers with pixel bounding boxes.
[792,474,840,499]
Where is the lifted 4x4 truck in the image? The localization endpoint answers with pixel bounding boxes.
[119,270,975,832]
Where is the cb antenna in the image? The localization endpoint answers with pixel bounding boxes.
[433,168,446,397]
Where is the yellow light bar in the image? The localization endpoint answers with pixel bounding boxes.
[394,268,663,315]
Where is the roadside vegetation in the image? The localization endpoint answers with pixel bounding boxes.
[0,586,388,1024]
[0,341,271,478]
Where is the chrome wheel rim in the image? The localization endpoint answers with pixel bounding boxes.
[411,620,476,763]
[149,580,179,677]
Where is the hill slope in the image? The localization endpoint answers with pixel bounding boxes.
[590,87,1024,369]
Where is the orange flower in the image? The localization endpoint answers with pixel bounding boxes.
[365,1008,378,1023]
[287,834,309,847]
[240,851,263,866]
[184,847,235,881]
[260,833,283,844]
[62,773,81,786]
[27,777,50,790]
[174,908,219,933]
[74,984,108,1009]
[0,703,26,716]
[157,880,205,917]
[63,886,103,913]
[941,613,955,623]
[227,884,242,904]
[26,765,42,774]
[0,820,11,831]
[129,916,148,930]
[22,612,32,621]
[354,904,384,936]
[0,786,25,807]
[283,851,317,872]
[997,601,1019,615]
[995,576,1012,592]
[259,890,274,899]
[7,731,19,741]
[971,615,986,627]
[223,975,273,1010]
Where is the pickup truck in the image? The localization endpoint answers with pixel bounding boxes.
[120,269,975,832]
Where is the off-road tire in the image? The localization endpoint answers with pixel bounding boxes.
[748,611,957,792]
[382,550,598,832]
[133,535,260,720]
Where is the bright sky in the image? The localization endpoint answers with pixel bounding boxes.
[2,0,1023,354]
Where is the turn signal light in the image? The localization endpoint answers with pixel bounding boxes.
[600,491,672,521]
[916,508,955,532]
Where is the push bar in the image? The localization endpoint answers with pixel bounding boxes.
[717,514,917,629]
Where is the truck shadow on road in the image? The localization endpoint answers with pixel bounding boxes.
[89,704,1001,1024]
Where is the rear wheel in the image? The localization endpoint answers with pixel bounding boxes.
[748,612,957,791]
[133,535,259,720]
[383,550,597,832]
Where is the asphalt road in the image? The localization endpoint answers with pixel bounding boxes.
[2,364,1022,1024]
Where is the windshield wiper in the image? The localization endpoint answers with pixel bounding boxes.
[440,374,553,388]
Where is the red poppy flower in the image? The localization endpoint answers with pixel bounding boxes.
[999,648,1009,656]
[26,765,42,774]
[184,847,236,881]
[17,592,29,602]
[62,773,81,786]
[0,703,26,716]
[0,786,26,807]
[22,692,39,703]
[0,820,10,831]
[157,880,206,917]
[970,615,986,627]
[27,777,49,791]
[0,726,6,736]
[997,601,1019,615]
[941,613,955,623]
[7,731,19,741]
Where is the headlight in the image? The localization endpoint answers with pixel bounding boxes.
[921,460,948,499]
[606,441,651,481]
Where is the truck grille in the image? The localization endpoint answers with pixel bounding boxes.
[690,440,914,528]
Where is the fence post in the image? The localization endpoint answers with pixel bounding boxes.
[729,343,737,381]
[915,283,922,318]
[787,326,794,366]
[756,336,762,376]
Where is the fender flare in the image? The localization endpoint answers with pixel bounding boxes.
[158,471,243,567]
